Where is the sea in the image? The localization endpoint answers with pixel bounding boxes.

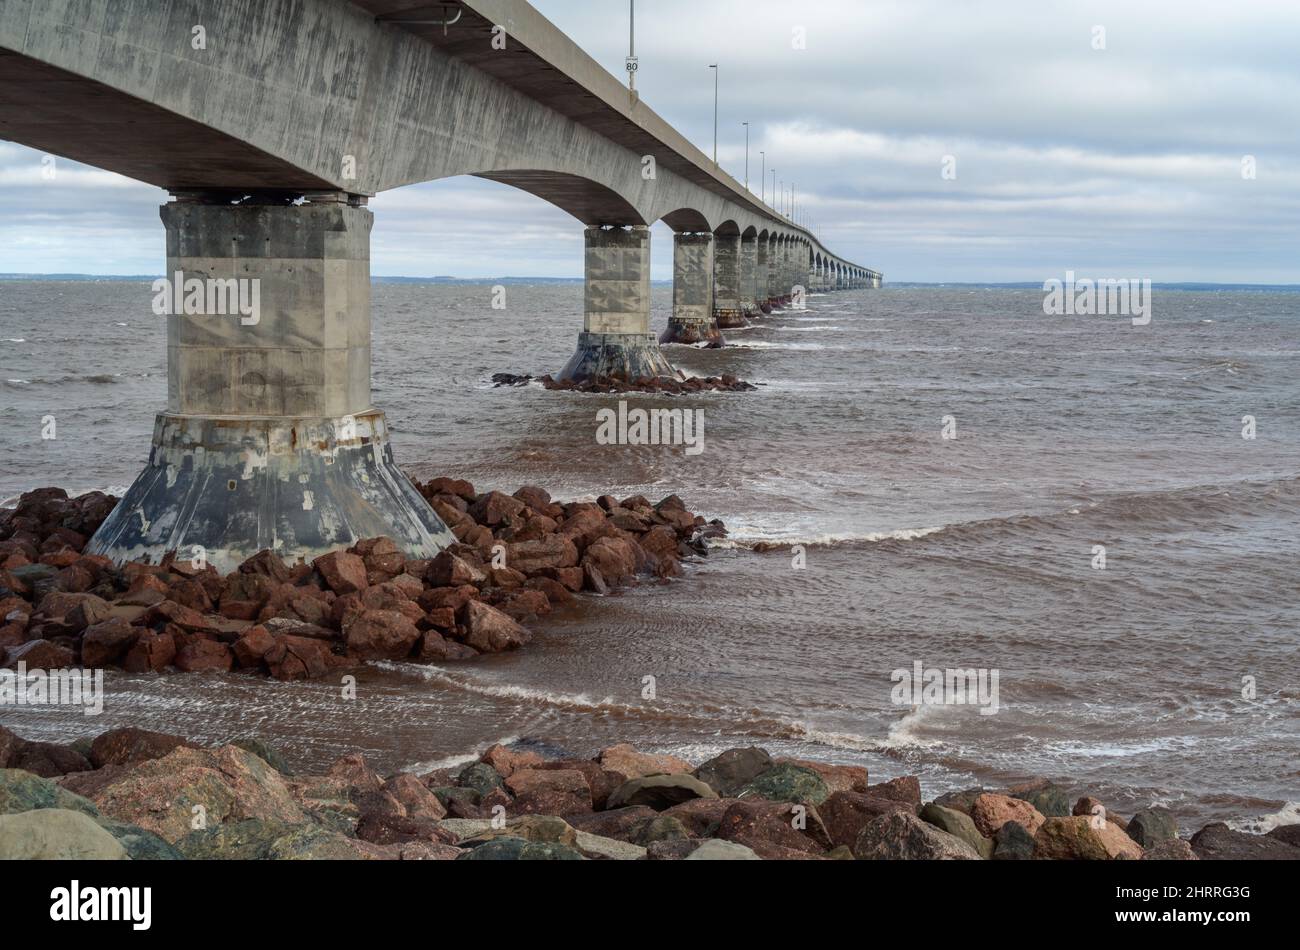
[1,278,1297,832]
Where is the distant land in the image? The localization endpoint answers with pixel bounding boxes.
[0,274,1297,291]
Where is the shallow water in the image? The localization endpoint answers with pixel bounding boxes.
[2,279,1298,830]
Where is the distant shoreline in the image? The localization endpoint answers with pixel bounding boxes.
[2,274,1298,292]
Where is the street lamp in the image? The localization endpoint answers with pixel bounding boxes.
[708,65,718,165]
[626,0,637,93]
[760,151,765,203]
[743,121,749,192]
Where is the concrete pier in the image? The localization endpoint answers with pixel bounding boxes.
[739,233,759,318]
[712,233,748,329]
[660,232,723,347]
[756,237,774,313]
[85,195,455,572]
[560,226,680,382]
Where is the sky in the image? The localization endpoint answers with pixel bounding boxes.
[0,0,1297,282]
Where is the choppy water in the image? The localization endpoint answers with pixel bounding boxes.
[2,279,1298,831]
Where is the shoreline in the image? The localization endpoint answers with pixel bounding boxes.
[3,725,1297,860]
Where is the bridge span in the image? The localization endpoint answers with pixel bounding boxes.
[0,0,882,570]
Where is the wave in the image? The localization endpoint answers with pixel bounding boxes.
[1227,801,1300,835]
[711,527,944,550]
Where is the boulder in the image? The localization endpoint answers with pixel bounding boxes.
[598,743,692,780]
[661,797,733,837]
[1126,807,1178,847]
[605,774,718,812]
[1189,822,1300,860]
[427,551,487,588]
[174,637,234,673]
[10,742,92,778]
[95,817,185,860]
[971,793,1047,837]
[683,839,762,861]
[854,810,982,860]
[632,815,691,846]
[1267,824,1300,848]
[470,491,526,527]
[456,836,585,860]
[932,787,985,815]
[479,743,545,778]
[1142,839,1199,860]
[505,536,579,574]
[0,808,128,859]
[694,747,773,796]
[819,790,916,851]
[343,609,421,661]
[716,800,829,858]
[3,639,75,670]
[920,802,993,858]
[993,820,1037,860]
[1010,779,1071,818]
[456,762,506,798]
[313,551,368,595]
[0,768,100,815]
[263,635,334,681]
[80,618,140,667]
[777,758,869,795]
[567,806,660,842]
[121,630,176,672]
[177,818,359,860]
[505,768,594,815]
[461,600,530,653]
[384,774,447,821]
[89,727,195,769]
[739,763,830,806]
[234,738,293,775]
[1033,816,1143,860]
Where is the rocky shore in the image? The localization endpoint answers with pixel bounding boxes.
[2,728,1297,860]
[0,481,723,681]
[490,372,757,394]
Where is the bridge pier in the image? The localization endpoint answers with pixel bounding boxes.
[739,233,760,319]
[756,237,774,314]
[660,232,722,347]
[85,194,454,572]
[712,233,748,329]
[559,225,680,382]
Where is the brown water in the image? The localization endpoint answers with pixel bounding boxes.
[2,279,1298,832]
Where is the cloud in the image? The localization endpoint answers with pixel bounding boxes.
[0,0,1295,282]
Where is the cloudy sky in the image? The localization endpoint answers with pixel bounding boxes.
[1,0,1296,282]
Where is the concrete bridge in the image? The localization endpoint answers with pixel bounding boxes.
[0,0,882,571]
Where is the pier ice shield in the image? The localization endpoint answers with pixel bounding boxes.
[86,195,455,573]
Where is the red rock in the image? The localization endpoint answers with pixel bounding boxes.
[582,536,641,586]
[715,800,830,857]
[486,566,527,589]
[537,567,583,592]
[313,550,368,595]
[461,600,530,653]
[598,744,693,780]
[343,609,421,661]
[819,790,915,850]
[524,577,573,605]
[423,607,456,631]
[232,625,276,667]
[506,536,579,574]
[237,549,291,582]
[354,537,405,576]
[470,491,525,526]
[415,631,477,662]
[777,758,870,794]
[512,486,552,511]
[424,477,476,501]
[494,589,551,622]
[121,630,176,673]
[971,793,1047,837]
[89,727,195,768]
[869,775,922,805]
[3,639,75,670]
[417,585,478,613]
[80,618,141,667]
[264,634,333,681]
[427,551,487,588]
[506,768,594,815]
[582,562,608,594]
[480,743,545,778]
[174,638,233,673]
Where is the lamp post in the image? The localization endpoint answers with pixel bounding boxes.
[760,150,765,204]
[709,64,718,165]
[743,121,749,191]
[627,0,636,93]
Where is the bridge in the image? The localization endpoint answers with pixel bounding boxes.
[0,0,882,571]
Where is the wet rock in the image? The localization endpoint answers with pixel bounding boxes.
[89,727,195,769]
[264,634,334,681]
[598,743,692,780]
[0,808,128,859]
[0,767,100,815]
[3,639,75,670]
[313,551,368,595]
[174,637,234,673]
[461,600,530,653]
[479,742,545,778]
[993,820,1037,860]
[343,608,420,661]
[10,742,92,778]
[1033,816,1143,860]
[739,763,830,806]
[121,630,176,673]
[1190,822,1300,860]
[1267,824,1300,848]
[1126,807,1178,847]
[80,618,140,667]
[932,787,985,815]
[1142,839,1199,860]
[457,836,586,860]
[694,747,773,797]
[819,790,916,851]
[506,768,593,815]
[1010,779,1072,818]
[716,800,829,858]
[854,810,982,860]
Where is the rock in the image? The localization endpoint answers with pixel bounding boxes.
[0,726,21,768]
[479,743,545,778]
[427,551,487,588]
[424,477,476,501]
[263,634,334,681]
[89,728,195,769]
[95,818,185,860]
[10,742,92,778]
[232,625,277,668]
[933,787,986,815]
[344,608,421,661]
[868,775,922,805]
[632,814,692,846]
[567,806,660,841]
[581,536,640,585]
[1033,816,1143,860]
[778,758,870,795]
[598,743,693,780]
[920,802,993,859]
[661,797,732,837]
[3,639,75,670]
[505,767,594,816]
[606,774,718,812]
[694,747,773,797]
[506,536,579,574]
[1010,779,1071,818]
[512,485,552,512]
[462,815,577,848]
[684,838,762,861]
[716,800,829,858]
[993,820,1037,860]
[456,836,585,860]
[819,790,916,850]
[0,767,100,815]
[1143,839,1199,860]
[234,738,292,775]
[0,808,128,859]
[178,818,359,860]
[313,551,368,595]
[65,744,307,843]
[461,600,530,653]
[854,810,982,860]
[971,793,1047,837]
[1190,822,1300,860]
[470,491,526,527]
[121,630,176,672]
[385,774,447,821]
[573,831,646,861]
[739,763,830,806]
[1267,824,1300,848]
[1127,807,1178,847]
[457,762,507,798]
[80,618,140,667]
[174,637,234,673]
[356,811,456,847]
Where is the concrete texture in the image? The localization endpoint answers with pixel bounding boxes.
[712,233,747,329]
[661,232,722,347]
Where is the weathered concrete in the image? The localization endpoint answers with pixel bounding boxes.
[739,234,759,316]
[560,226,679,381]
[712,233,747,329]
[661,232,722,348]
[86,198,454,571]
